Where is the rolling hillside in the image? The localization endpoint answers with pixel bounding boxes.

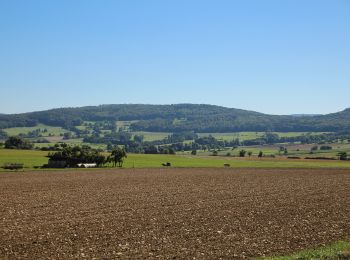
[0,104,349,133]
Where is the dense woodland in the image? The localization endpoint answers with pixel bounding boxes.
[1,104,350,132]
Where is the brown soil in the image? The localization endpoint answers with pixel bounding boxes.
[1,168,350,259]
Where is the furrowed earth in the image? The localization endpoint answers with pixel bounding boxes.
[1,168,350,259]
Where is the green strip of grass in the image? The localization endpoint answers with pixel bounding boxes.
[0,149,48,169]
[259,241,350,260]
[122,154,350,169]
[1,149,350,171]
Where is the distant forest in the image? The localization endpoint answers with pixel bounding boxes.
[1,104,350,133]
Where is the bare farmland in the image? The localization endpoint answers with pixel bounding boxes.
[1,168,350,259]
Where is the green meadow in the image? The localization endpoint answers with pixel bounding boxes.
[3,124,70,137]
[0,149,48,169]
[259,240,350,260]
[131,131,171,142]
[1,149,350,171]
[197,132,328,141]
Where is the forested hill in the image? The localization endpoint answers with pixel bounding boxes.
[0,104,350,133]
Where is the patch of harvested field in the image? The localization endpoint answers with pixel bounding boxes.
[0,168,350,259]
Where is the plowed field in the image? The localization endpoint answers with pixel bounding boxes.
[1,168,350,259]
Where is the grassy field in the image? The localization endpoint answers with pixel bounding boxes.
[116,120,138,131]
[32,138,107,150]
[261,240,350,260]
[131,131,170,141]
[193,144,350,158]
[3,125,342,158]
[194,147,278,156]
[0,149,48,168]
[197,132,329,141]
[1,149,350,171]
[240,143,350,158]
[276,131,330,137]
[198,132,264,141]
[3,123,330,143]
[3,124,70,137]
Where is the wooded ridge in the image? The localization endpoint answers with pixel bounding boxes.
[1,104,349,133]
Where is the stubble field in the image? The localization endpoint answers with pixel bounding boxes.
[1,168,350,259]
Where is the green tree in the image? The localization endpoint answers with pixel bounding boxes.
[320,145,332,150]
[133,134,144,143]
[338,152,348,161]
[107,142,113,151]
[239,150,246,157]
[63,132,72,140]
[311,145,318,151]
[279,146,286,155]
[264,132,280,144]
[5,136,33,150]
[248,151,253,157]
[111,146,127,167]
[191,150,197,155]
[258,151,263,158]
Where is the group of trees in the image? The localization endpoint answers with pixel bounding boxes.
[310,145,333,152]
[4,136,34,149]
[47,145,107,167]
[241,132,349,146]
[47,145,127,168]
[338,152,348,161]
[83,131,132,145]
[16,128,52,138]
[0,129,8,139]
[211,149,262,158]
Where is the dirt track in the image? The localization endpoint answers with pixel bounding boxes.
[1,168,350,259]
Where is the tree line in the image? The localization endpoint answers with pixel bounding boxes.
[46,144,127,168]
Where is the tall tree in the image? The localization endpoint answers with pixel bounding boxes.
[111,146,127,167]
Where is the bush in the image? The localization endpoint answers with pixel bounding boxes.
[3,163,24,170]
[338,152,348,161]
[320,145,332,150]
[162,162,171,167]
[304,157,336,160]
[311,145,318,151]
[239,150,246,157]
[34,138,50,143]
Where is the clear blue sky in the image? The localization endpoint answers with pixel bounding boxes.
[1,0,349,115]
